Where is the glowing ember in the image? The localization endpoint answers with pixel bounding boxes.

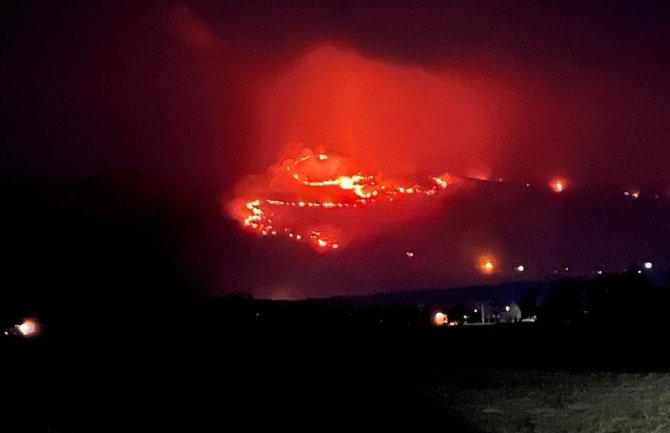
[15,318,40,338]
[624,189,641,199]
[230,148,458,251]
[550,178,567,193]
[433,312,449,326]
[478,256,497,274]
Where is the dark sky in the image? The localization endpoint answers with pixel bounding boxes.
[2,1,670,299]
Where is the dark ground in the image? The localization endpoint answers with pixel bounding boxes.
[2,176,669,432]
[4,299,670,433]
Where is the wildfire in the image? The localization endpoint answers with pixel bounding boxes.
[231,148,457,251]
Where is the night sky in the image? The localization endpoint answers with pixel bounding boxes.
[2,1,670,299]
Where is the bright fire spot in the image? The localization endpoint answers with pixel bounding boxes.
[644,262,653,270]
[478,256,497,274]
[230,148,458,252]
[550,178,567,193]
[433,312,449,326]
[624,189,641,199]
[515,265,525,272]
[406,251,414,258]
[15,318,40,338]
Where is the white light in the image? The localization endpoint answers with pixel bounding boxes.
[474,309,478,313]
[644,262,653,270]
[597,270,603,275]
[15,318,40,337]
[637,270,642,274]
[505,305,511,312]
[515,265,525,272]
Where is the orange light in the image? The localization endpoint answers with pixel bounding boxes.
[433,312,448,326]
[478,255,497,274]
[550,178,567,193]
[624,188,640,199]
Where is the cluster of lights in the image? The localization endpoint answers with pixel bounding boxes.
[624,189,641,199]
[470,261,657,277]
[238,151,454,251]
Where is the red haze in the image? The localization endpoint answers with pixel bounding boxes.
[252,45,512,179]
[229,45,517,251]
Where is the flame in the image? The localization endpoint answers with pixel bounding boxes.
[230,147,458,251]
[478,255,497,274]
[550,178,567,193]
[14,318,40,338]
[433,312,449,326]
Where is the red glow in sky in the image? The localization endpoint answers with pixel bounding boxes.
[3,2,670,301]
[230,45,510,251]
[253,45,508,179]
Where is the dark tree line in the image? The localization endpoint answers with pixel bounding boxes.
[538,270,670,326]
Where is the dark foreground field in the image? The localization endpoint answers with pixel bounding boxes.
[4,299,670,433]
